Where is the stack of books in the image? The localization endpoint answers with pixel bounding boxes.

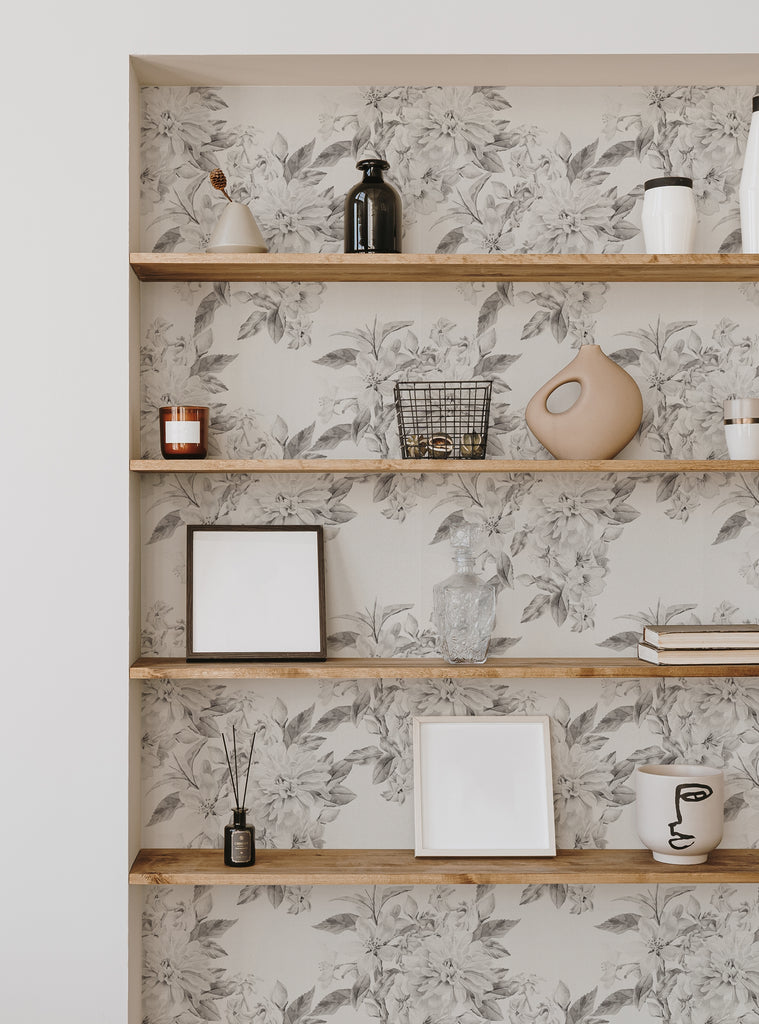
[637,624,759,665]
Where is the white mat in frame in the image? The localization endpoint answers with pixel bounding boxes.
[413,715,556,857]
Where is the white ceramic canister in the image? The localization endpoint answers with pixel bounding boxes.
[724,397,759,459]
[636,764,724,865]
[641,176,697,254]
[740,95,759,253]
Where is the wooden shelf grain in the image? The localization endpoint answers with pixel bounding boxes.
[130,656,759,680]
[130,252,759,283]
[130,458,759,474]
[129,847,759,886]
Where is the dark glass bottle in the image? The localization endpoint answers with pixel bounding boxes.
[344,158,402,253]
[224,807,255,867]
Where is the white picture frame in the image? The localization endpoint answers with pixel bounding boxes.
[413,715,556,857]
[186,525,326,660]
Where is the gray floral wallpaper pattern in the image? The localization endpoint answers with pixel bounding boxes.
[139,84,759,1023]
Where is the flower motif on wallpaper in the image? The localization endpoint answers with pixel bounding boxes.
[605,85,748,248]
[141,84,754,255]
[518,167,633,254]
[597,885,759,1023]
[143,887,237,1022]
[310,884,516,1024]
[143,696,359,849]
[309,311,521,463]
[235,281,325,348]
[141,673,759,850]
[141,600,185,656]
[711,475,759,594]
[141,880,759,1024]
[141,293,238,456]
[518,281,609,345]
[143,473,357,549]
[427,473,639,633]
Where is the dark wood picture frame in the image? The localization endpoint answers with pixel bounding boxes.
[186,525,327,661]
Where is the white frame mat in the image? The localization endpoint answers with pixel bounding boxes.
[413,715,556,857]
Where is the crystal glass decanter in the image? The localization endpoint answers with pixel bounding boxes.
[433,525,496,664]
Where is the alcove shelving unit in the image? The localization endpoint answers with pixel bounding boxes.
[127,62,759,1024]
[129,247,759,888]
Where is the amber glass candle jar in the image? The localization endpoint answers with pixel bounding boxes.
[159,406,209,459]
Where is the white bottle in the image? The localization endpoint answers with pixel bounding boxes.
[641,176,697,254]
[740,95,759,253]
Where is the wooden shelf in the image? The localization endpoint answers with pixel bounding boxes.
[129,847,759,886]
[130,252,759,283]
[130,656,759,679]
[130,458,759,474]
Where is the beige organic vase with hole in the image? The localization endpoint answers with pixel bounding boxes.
[525,344,643,460]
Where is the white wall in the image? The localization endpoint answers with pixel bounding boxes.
[1,2,757,1022]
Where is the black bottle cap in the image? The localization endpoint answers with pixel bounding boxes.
[754,95,759,113]
[643,176,693,190]
[357,158,390,171]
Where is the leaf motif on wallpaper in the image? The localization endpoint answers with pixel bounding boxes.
[146,791,183,825]
[720,228,744,255]
[193,285,230,337]
[148,510,182,544]
[724,793,749,820]
[521,309,551,340]
[713,511,749,544]
[312,989,352,1016]
[595,988,636,1016]
[595,139,637,168]
[597,913,642,935]
[314,914,359,934]
[313,348,359,369]
[597,631,641,652]
[436,226,466,253]
[153,227,183,252]
[485,635,522,654]
[284,139,316,182]
[566,140,599,183]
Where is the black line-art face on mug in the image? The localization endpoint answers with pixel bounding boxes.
[668,782,714,850]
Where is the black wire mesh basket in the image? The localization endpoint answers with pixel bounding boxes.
[393,380,493,459]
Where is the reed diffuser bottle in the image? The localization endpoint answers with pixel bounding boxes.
[224,808,255,867]
[222,727,256,867]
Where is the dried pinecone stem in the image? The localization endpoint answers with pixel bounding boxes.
[209,168,233,203]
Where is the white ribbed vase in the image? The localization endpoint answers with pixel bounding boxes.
[740,95,759,253]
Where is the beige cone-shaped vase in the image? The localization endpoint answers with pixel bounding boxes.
[525,344,643,460]
[207,202,268,253]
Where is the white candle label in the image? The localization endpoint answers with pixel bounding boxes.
[165,421,200,444]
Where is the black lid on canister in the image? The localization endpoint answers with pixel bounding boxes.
[753,95,759,113]
[644,176,693,190]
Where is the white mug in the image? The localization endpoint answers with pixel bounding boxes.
[635,764,724,864]
[724,397,759,460]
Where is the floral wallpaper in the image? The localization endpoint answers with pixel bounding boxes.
[139,84,759,1023]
